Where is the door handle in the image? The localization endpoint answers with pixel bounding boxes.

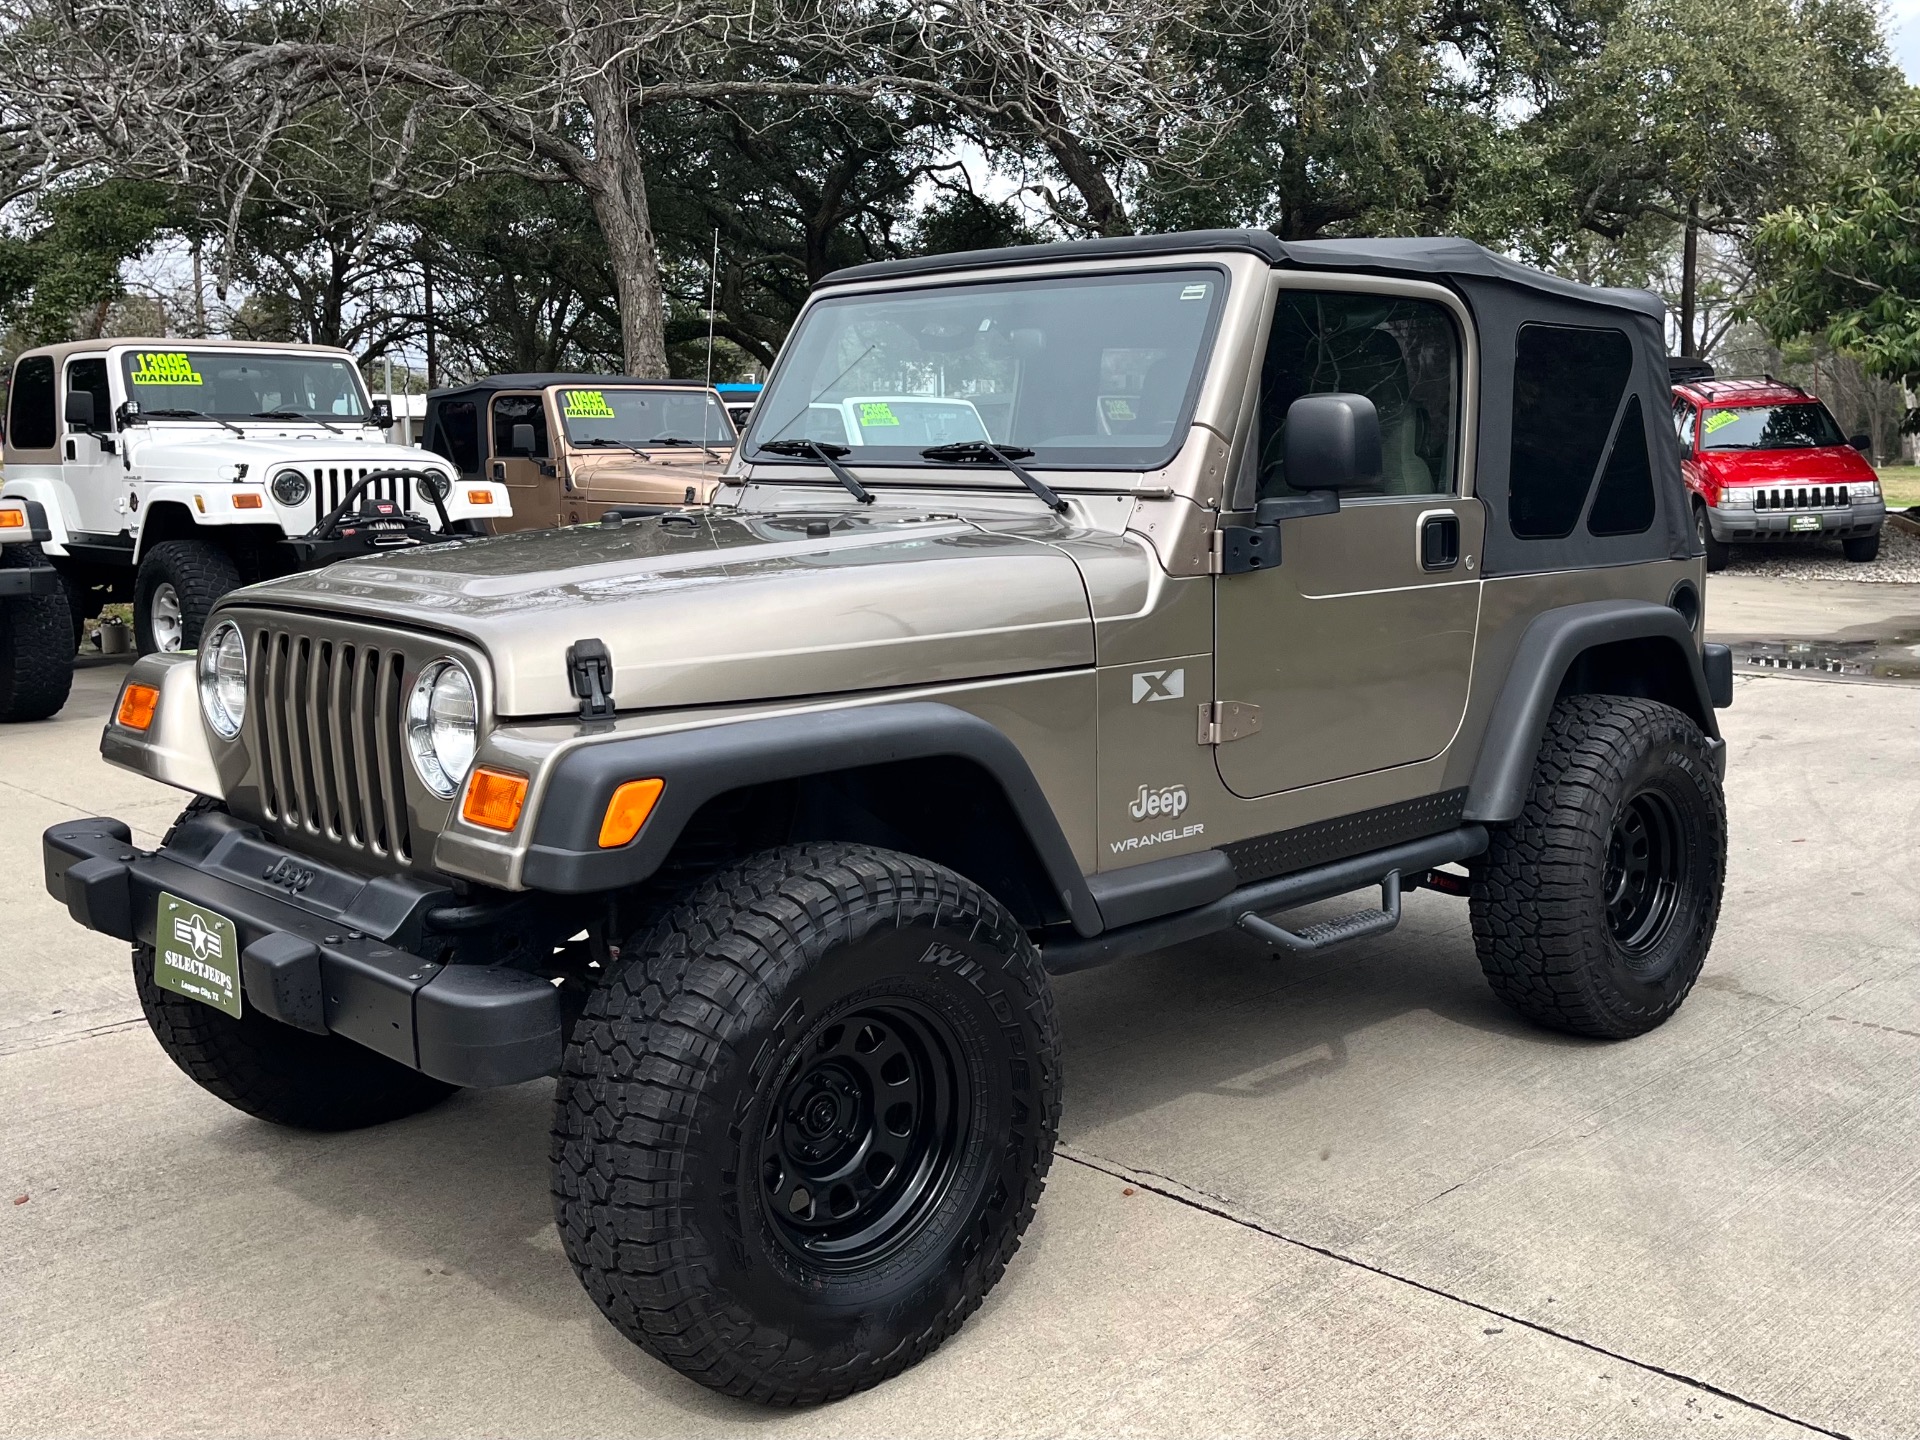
[491,461,505,482]
[1419,511,1460,571]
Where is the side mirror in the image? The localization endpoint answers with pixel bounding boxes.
[371,398,394,429]
[511,422,537,456]
[65,391,96,431]
[1284,393,1381,492]
[1848,433,1871,454]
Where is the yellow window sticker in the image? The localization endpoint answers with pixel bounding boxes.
[129,352,203,386]
[1703,410,1739,434]
[857,401,900,428]
[562,389,617,419]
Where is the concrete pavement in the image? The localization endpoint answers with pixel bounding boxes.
[2,612,1917,1436]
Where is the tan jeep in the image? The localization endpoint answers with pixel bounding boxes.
[420,374,736,531]
[51,231,1733,1406]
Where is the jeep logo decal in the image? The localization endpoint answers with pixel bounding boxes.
[1132,668,1185,704]
[262,856,316,893]
[1128,783,1189,821]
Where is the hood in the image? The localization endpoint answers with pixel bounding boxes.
[566,445,732,502]
[231,507,1100,716]
[1702,445,1876,485]
[128,427,441,472]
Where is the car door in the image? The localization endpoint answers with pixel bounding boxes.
[61,355,125,539]
[1213,278,1484,798]
[487,392,558,532]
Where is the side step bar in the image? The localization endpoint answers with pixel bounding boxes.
[1043,826,1487,974]
[1239,871,1401,954]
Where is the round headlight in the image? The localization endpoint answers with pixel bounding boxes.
[197,621,248,739]
[407,660,477,797]
[420,471,452,501]
[271,469,311,506]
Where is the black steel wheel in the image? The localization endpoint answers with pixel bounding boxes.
[1473,694,1726,1038]
[552,842,1060,1405]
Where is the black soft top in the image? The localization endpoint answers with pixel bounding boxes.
[821,230,1664,321]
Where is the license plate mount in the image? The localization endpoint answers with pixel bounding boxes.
[154,892,244,1018]
[1789,514,1822,533]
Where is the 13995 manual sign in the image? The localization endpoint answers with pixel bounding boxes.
[154,893,243,1017]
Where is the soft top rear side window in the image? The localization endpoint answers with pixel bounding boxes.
[1586,394,1656,536]
[7,355,56,451]
[1508,325,1632,539]
[432,399,481,474]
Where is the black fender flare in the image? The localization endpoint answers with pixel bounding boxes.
[521,700,1105,936]
[1464,600,1730,825]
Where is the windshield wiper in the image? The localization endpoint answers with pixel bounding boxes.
[575,434,726,465]
[644,436,726,463]
[757,439,874,504]
[253,409,344,434]
[919,441,1067,513]
[142,407,246,438]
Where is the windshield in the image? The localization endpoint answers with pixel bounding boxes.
[747,267,1227,469]
[556,387,735,447]
[120,348,369,420]
[1700,403,1845,451]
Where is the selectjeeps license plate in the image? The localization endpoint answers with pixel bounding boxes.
[154,893,243,1018]
[1790,514,1822,533]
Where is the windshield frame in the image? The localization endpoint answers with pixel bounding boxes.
[552,384,737,448]
[1699,400,1847,453]
[743,262,1232,476]
[117,345,373,423]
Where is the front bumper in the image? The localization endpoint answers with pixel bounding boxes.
[43,811,562,1087]
[0,564,63,598]
[1706,499,1885,543]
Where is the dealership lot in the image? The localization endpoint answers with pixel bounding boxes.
[3,576,1918,1438]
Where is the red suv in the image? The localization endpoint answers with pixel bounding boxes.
[1670,371,1884,570]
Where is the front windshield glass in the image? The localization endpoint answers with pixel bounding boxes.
[747,267,1227,469]
[1701,403,1845,451]
[556,387,736,447]
[120,348,368,420]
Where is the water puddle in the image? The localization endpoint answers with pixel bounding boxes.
[1728,630,1920,683]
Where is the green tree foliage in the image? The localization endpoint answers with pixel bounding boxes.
[1748,94,1920,420]
[0,180,180,344]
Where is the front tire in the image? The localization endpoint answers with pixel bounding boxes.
[1843,531,1880,563]
[1472,695,1725,1039]
[0,543,74,722]
[552,843,1061,1404]
[1695,503,1730,572]
[135,539,240,654]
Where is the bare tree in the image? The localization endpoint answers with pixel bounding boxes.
[0,0,1284,374]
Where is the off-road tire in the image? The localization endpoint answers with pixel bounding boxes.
[552,842,1061,1405]
[1843,532,1880,563]
[132,804,459,1130]
[1694,503,1730,572]
[0,543,74,722]
[1471,695,1725,1039]
[134,539,240,655]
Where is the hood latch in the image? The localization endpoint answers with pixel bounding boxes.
[567,639,616,721]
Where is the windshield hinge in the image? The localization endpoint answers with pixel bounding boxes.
[1197,700,1262,746]
[567,638,616,721]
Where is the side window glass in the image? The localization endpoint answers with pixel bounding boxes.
[1677,405,1696,449]
[7,356,57,450]
[1586,394,1657,537]
[492,395,548,457]
[66,357,112,431]
[436,400,480,473]
[1508,325,1632,539]
[1257,291,1459,499]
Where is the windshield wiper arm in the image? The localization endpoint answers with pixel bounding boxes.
[644,436,725,463]
[142,407,246,438]
[757,439,874,503]
[919,441,1067,513]
[253,409,343,433]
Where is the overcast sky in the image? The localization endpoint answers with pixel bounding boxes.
[1892,0,1920,80]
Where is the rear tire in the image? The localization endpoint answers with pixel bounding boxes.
[1843,532,1880,563]
[1472,695,1725,1039]
[551,842,1061,1404]
[0,543,74,722]
[135,539,239,655]
[1694,504,1729,572]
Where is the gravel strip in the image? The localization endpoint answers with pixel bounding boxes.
[1720,516,1920,583]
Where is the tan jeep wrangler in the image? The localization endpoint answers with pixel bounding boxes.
[49,231,1733,1405]
[421,374,737,531]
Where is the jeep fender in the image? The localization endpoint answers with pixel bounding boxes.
[0,481,71,553]
[518,700,1105,935]
[1464,600,1731,825]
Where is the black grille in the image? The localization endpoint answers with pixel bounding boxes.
[1752,485,1856,511]
[250,627,412,864]
[297,467,416,527]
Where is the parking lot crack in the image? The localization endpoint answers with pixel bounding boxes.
[1057,1143,1855,1440]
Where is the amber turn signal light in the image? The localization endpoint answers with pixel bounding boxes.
[461,767,528,832]
[467,488,494,505]
[232,491,263,510]
[598,778,664,848]
[0,507,24,529]
[116,683,160,731]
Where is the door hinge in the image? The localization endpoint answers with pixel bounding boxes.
[1198,700,1262,746]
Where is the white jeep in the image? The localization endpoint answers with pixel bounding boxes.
[1,339,512,653]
